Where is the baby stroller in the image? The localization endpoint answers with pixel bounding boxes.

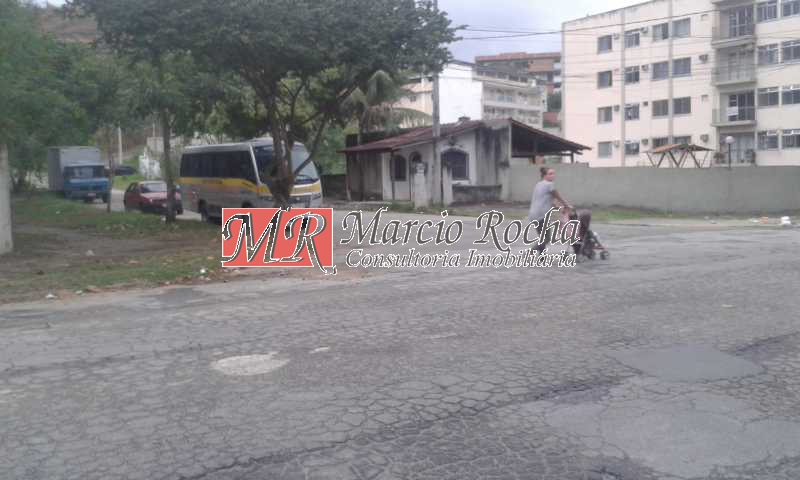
[564,209,609,261]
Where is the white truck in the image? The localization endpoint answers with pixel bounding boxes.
[47,147,110,203]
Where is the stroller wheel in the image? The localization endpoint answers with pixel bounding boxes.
[600,251,610,261]
[586,250,597,261]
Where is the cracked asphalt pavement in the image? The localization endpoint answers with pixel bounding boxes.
[1,220,799,479]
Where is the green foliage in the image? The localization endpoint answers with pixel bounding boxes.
[0,1,94,188]
[344,70,431,135]
[71,0,457,206]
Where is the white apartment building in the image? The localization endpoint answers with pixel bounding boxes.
[563,0,800,167]
[397,61,546,129]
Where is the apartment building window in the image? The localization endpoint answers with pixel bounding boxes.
[759,44,780,65]
[758,0,779,21]
[674,135,692,145]
[625,141,640,156]
[625,66,640,84]
[598,107,613,123]
[783,129,800,148]
[782,40,800,62]
[653,23,669,41]
[673,97,692,115]
[783,0,800,17]
[653,100,670,117]
[758,131,780,150]
[598,70,613,88]
[598,35,613,53]
[652,61,670,80]
[652,137,670,148]
[758,87,780,107]
[598,142,613,158]
[625,30,640,48]
[783,85,800,104]
[673,18,691,38]
[625,103,640,121]
[673,58,692,76]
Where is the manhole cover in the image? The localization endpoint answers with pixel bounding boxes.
[211,353,288,376]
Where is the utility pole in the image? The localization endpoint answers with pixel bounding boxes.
[0,144,13,255]
[432,0,441,205]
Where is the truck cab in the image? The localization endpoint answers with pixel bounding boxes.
[63,165,110,202]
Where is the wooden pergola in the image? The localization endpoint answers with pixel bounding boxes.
[645,143,714,168]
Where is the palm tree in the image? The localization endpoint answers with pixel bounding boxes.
[346,70,431,137]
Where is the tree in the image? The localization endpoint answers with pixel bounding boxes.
[72,0,456,208]
[1,1,94,192]
[345,70,431,138]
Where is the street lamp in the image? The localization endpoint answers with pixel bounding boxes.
[725,136,735,170]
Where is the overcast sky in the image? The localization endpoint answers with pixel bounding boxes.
[40,0,641,61]
[441,0,641,61]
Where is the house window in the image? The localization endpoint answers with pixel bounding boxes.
[391,155,407,181]
[625,66,640,84]
[783,129,800,148]
[625,30,640,48]
[625,141,640,156]
[598,70,613,88]
[625,103,640,121]
[758,131,780,150]
[653,23,669,41]
[783,0,800,17]
[759,44,780,65]
[598,35,613,53]
[758,87,780,107]
[673,97,692,115]
[758,0,779,21]
[652,137,670,148]
[673,58,692,76]
[652,61,670,80]
[673,135,692,145]
[673,18,691,38]
[782,85,800,104]
[598,142,613,158]
[653,99,669,117]
[598,106,613,123]
[442,150,469,181]
[782,40,800,62]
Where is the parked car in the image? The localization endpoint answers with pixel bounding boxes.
[114,165,138,177]
[123,181,183,215]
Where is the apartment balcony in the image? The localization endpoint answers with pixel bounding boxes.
[713,64,756,87]
[711,23,755,49]
[712,107,756,127]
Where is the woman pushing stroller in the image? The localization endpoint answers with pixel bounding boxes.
[527,167,573,253]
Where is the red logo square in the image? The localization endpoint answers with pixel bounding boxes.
[221,208,334,271]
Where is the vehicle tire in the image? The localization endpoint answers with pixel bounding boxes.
[199,203,211,224]
[600,251,610,261]
[102,194,109,204]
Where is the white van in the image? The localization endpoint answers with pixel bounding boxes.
[178,138,323,222]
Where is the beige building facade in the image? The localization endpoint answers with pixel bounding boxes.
[563,0,800,167]
[396,61,546,129]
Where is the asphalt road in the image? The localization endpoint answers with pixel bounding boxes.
[2,221,800,480]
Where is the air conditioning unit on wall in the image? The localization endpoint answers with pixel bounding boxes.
[641,26,649,34]
[613,141,621,148]
[643,101,649,106]
[642,139,650,145]
[614,105,621,111]
[699,54,709,63]
[701,134,710,143]
[613,33,620,40]
[642,64,650,72]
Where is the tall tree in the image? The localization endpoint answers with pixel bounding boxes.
[72,0,456,207]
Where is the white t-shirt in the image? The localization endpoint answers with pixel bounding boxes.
[528,180,555,221]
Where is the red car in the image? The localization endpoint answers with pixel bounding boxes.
[123,181,184,215]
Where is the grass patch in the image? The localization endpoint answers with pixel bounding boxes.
[13,191,212,238]
[3,192,223,303]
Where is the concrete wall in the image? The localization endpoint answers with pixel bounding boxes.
[509,164,800,214]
